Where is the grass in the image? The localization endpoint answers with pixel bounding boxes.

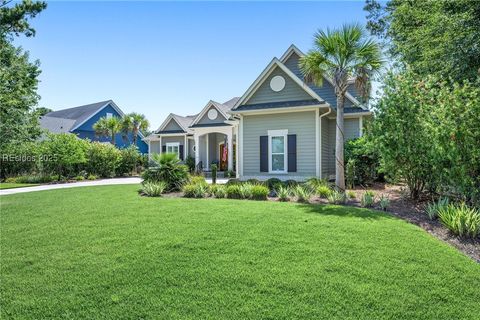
[1,185,479,319]
[0,182,39,190]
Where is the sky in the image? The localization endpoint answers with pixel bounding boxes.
[16,1,370,130]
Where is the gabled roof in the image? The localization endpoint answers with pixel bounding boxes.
[155,113,197,134]
[190,100,230,127]
[279,44,362,108]
[43,100,125,132]
[233,58,326,109]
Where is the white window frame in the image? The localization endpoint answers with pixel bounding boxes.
[166,142,180,158]
[106,112,113,119]
[268,129,288,174]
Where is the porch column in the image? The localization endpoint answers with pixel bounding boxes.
[159,136,162,155]
[194,134,200,167]
[227,129,233,171]
[206,134,209,170]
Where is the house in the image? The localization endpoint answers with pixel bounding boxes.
[40,100,149,153]
[145,45,371,180]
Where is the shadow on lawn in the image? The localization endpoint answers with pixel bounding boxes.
[297,202,395,221]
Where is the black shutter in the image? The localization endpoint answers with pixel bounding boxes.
[288,134,297,172]
[260,136,268,172]
[162,145,166,153]
[179,145,184,160]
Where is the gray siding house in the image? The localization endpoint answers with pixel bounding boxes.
[145,45,370,180]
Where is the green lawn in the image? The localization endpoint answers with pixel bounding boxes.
[0,182,39,190]
[1,185,479,319]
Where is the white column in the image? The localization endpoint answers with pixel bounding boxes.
[147,139,151,161]
[194,134,200,168]
[239,115,243,178]
[184,135,188,158]
[234,125,239,177]
[159,136,162,154]
[206,134,209,170]
[359,116,363,137]
[227,129,233,171]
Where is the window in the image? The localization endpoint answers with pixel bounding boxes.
[166,142,180,158]
[106,112,113,119]
[268,130,288,173]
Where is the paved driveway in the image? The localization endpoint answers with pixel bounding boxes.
[0,178,142,196]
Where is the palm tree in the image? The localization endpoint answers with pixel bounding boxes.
[121,113,149,145]
[93,116,122,145]
[300,23,383,191]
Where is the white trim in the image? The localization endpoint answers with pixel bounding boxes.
[156,113,188,133]
[229,105,329,116]
[70,100,126,132]
[319,107,332,179]
[190,101,229,126]
[329,112,372,119]
[206,133,209,170]
[166,142,180,158]
[315,108,320,177]
[279,44,364,109]
[184,135,188,158]
[233,58,326,109]
[268,129,288,174]
[239,115,244,177]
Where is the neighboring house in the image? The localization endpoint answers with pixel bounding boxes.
[40,100,148,153]
[146,45,371,180]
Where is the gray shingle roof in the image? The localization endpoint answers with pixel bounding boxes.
[39,116,77,133]
[43,100,112,130]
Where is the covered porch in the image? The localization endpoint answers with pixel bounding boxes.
[192,125,236,174]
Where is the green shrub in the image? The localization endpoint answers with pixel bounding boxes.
[277,186,290,202]
[345,136,381,186]
[185,155,195,173]
[190,175,208,186]
[266,178,282,190]
[361,192,375,207]
[327,190,346,204]
[347,190,356,199]
[117,146,140,176]
[239,183,253,199]
[305,177,328,191]
[364,190,375,197]
[226,170,236,178]
[246,178,262,185]
[226,178,241,186]
[226,185,242,199]
[292,185,313,203]
[438,203,480,239]
[13,174,54,184]
[143,153,189,192]
[0,141,41,179]
[41,133,89,179]
[85,142,121,178]
[87,174,97,180]
[251,185,269,200]
[379,194,390,211]
[425,198,449,220]
[210,185,226,198]
[211,164,217,184]
[142,181,167,197]
[183,182,208,198]
[284,180,298,188]
[74,175,85,181]
[317,185,333,198]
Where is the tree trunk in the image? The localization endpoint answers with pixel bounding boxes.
[335,94,345,191]
[111,133,115,145]
[133,128,138,145]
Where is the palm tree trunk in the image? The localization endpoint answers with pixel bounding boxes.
[111,133,115,145]
[133,128,138,145]
[335,94,345,191]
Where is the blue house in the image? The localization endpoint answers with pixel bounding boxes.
[40,100,148,153]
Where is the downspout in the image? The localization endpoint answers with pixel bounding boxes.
[318,106,332,179]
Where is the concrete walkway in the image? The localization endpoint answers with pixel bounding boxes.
[0,177,230,196]
[0,177,142,196]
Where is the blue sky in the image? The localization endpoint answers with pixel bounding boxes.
[16,1,369,129]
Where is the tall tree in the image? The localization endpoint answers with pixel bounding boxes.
[300,24,383,191]
[364,0,480,82]
[121,112,149,145]
[0,0,47,151]
[93,116,122,145]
